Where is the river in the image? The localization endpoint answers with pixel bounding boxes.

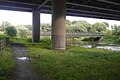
[67,43,120,51]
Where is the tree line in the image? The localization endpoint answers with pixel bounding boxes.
[0,20,119,42]
[66,20,109,33]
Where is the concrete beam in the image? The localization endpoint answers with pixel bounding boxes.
[67,2,120,13]
[96,0,120,6]
[37,0,50,9]
[0,0,39,6]
[52,0,66,50]
[32,8,40,42]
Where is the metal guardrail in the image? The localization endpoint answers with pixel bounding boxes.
[41,32,104,37]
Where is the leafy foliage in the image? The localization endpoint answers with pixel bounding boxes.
[41,23,51,32]
[101,25,120,44]
[18,28,30,38]
[0,21,11,31]
[92,22,108,33]
[66,20,108,33]
[66,20,92,32]
[5,26,17,37]
[1,20,120,44]
[24,25,32,31]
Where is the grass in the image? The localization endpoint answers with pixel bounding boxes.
[10,37,51,49]
[28,46,120,80]
[0,46,15,80]
[10,37,30,44]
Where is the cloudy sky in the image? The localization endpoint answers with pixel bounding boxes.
[0,10,120,27]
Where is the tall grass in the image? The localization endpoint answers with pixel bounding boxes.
[28,46,120,80]
[0,46,15,80]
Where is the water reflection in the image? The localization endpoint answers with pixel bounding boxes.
[68,44,120,51]
[16,57,29,60]
[83,45,120,51]
[83,45,92,48]
[96,46,120,51]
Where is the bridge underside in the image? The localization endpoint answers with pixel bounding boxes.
[0,0,120,50]
[0,0,120,20]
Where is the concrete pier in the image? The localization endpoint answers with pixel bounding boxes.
[32,8,40,42]
[51,0,66,50]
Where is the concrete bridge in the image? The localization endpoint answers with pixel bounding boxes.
[0,0,119,50]
[41,32,104,37]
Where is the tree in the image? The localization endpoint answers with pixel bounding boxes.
[79,20,92,32]
[103,22,109,28]
[24,25,32,31]
[66,20,72,32]
[41,23,51,32]
[112,25,120,36]
[72,21,88,32]
[111,24,117,30]
[18,28,30,38]
[66,20,91,33]
[5,26,17,37]
[92,22,108,33]
[0,21,11,31]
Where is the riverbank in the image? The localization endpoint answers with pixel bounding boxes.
[28,46,120,80]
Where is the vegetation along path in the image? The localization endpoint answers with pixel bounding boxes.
[10,43,45,80]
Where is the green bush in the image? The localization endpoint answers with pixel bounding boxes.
[27,37,32,42]
[5,26,17,37]
[0,35,9,39]
[18,29,30,38]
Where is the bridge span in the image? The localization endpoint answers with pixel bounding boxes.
[41,32,104,37]
[0,0,118,50]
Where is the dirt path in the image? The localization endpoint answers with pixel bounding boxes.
[10,43,45,80]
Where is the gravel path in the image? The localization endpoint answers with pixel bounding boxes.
[10,43,45,80]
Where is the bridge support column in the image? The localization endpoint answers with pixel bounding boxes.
[32,8,40,42]
[52,0,66,50]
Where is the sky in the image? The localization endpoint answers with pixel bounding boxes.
[0,10,120,28]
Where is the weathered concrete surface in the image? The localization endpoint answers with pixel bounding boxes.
[32,9,40,42]
[52,0,66,50]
